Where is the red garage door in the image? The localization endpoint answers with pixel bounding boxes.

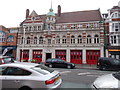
[86,50,100,64]
[20,50,29,62]
[55,50,66,61]
[33,50,42,63]
[70,50,82,64]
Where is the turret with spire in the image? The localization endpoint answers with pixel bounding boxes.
[45,1,56,30]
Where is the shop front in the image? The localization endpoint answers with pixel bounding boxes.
[108,49,120,59]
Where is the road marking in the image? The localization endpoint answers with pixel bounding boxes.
[60,71,71,74]
[77,72,90,75]
[86,75,100,77]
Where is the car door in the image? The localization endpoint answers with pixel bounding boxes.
[1,67,22,88]
[0,66,7,89]
[1,67,32,89]
[51,59,58,67]
[57,59,66,68]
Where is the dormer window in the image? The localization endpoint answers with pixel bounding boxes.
[63,25,67,29]
[71,24,76,29]
[77,24,82,28]
[32,17,36,20]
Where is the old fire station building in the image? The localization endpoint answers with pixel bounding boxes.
[17,5,104,64]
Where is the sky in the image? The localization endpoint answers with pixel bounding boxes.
[0,0,120,28]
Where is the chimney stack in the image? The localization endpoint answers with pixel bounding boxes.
[58,5,61,17]
[26,9,29,18]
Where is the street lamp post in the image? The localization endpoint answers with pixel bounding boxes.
[21,25,26,62]
[99,21,106,57]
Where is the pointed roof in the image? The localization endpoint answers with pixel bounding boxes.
[30,10,38,17]
[21,10,43,25]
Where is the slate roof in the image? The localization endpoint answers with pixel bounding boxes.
[21,9,102,25]
[39,9,102,23]
[55,9,102,23]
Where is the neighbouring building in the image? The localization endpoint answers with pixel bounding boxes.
[103,2,120,59]
[0,25,18,58]
[17,5,104,64]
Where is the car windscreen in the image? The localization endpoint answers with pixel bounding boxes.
[113,72,120,80]
[31,64,54,75]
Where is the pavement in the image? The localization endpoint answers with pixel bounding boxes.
[75,64,97,69]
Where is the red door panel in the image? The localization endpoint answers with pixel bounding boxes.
[70,50,82,64]
[55,50,66,61]
[33,50,42,63]
[20,50,29,62]
[86,50,100,64]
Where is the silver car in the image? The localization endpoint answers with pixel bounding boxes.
[0,62,62,90]
[92,72,120,89]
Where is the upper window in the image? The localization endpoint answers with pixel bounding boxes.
[118,35,120,44]
[62,25,67,29]
[71,24,76,29]
[112,23,120,32]
[29,26,32,31]
[38,26,42,30]
[71,35,75,44]
[26,37,30,44]
[7,35,14,42]
[86,24,91,28]
[62,36,66,44]
[111,12,120,18]
[39,37,43,44]
[94,35,99,43]
[25,27,28,31]
[77,24,82,29]
[56,25,61,30]
[34,37,37,44]
[87,35,92,43]
[78,35,82,44]
[0,31,6,42]
[56,36,60,44]
[48,39,51,44]
[110,35,117,45]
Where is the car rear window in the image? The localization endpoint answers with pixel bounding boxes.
[32,64,54,75]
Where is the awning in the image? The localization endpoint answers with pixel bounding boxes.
[108,49,120,51]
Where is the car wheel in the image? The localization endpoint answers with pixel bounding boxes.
[19,86,32,90]
[100,66,107,70]
[67,65,71,69]
[49,64,53,68]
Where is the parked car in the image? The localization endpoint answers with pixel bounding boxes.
[0,55,16,64]
[0,62,62,90]
[97,57,120,70]
[91,72,120,89]
[45,58,75,69]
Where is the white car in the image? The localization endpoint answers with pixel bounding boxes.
[0,62,62,90]
[92,72,120,89]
